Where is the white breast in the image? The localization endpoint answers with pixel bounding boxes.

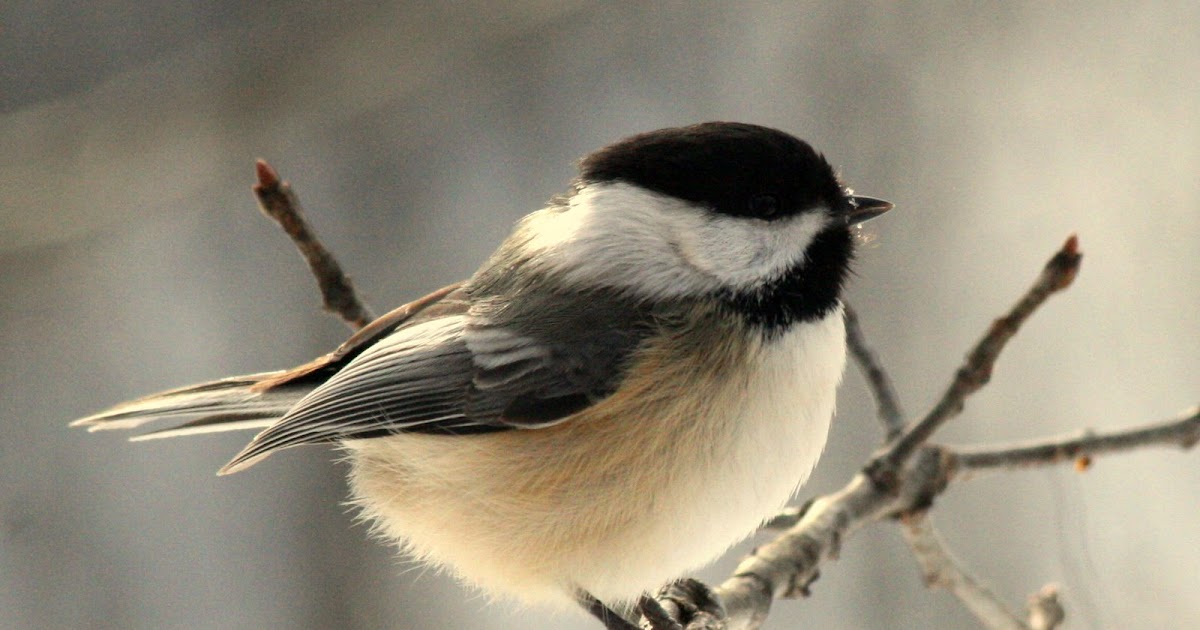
[699,303,846,531]
[344,305,847,607]
[579,304,847,601]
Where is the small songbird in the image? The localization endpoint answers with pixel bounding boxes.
[73,122,891,628]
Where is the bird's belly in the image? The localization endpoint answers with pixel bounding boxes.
[345,307,846,605]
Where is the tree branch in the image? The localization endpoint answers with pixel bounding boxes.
[648,237,1135,630]
[701,445,956,630]
[954,405,1200,473]
[900,512,1037,630]
[866,235,1082,488]
[1026,585,1065,630]
[844,303,906,438]
[253,160,375,330]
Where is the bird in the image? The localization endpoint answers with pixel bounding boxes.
[72,122,892,629]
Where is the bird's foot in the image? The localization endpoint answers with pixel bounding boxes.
[637,579,726,630]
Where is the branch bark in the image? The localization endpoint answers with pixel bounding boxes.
[642,237,1189,629]
[866,235,1082,487]
[900,512,1035,630]
[954,406,1200,474]
[253,159,375,330]
[844,304,906,438]
[705,445,954,630]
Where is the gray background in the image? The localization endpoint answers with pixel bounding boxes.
[3,2,1198,629]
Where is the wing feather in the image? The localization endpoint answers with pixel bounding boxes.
[220,285,660,473]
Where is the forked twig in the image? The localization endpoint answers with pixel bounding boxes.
[900,512,1039,630]
[866,236,1082,488]
[662,239,1087,629]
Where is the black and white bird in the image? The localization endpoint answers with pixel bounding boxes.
[73,122,891,628]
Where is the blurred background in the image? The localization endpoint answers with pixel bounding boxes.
[2,2,1198,629]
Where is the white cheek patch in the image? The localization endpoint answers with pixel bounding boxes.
[522,183,720,297]
[674,211,828,286]
[522,182,831,297]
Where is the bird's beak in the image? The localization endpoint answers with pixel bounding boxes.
[842,195,894,225]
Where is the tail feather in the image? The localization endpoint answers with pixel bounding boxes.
[71,371,311,439]
[129,415,276,441]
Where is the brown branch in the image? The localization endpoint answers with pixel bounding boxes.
[691,420,1103,630]
[645,237,1094,630]
[954,405,1200,473]
[866,235,1082,487]
[844,303,906,438]
[253,159,375,330]
[850,285,1068,630]
[890,406,1200,630]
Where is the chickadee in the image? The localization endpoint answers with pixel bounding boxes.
[74,122,891,628]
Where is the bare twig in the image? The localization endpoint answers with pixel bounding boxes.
[955,405,1200,473]
[645,238,1090,629]
[900,512,1032,630]
[867,236,1082,487]
[760,503,809,531]
[850,281,1069,630]
[706,446,955,629]
[849,304,1045,630]
[715,473,885,628]
[1026,585,1065,630]
[253,159,375,330]
[844,303,906,438]
[903,513,1064,630]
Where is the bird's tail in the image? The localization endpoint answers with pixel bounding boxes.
[70,372,312,442]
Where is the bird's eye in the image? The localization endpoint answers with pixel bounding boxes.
[748,194,780,219]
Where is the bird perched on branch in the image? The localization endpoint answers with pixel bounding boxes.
[73,122,891,629]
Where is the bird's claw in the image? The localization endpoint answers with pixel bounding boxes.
[638,579,726,630]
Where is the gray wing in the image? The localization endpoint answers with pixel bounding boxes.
[220,289,654,473]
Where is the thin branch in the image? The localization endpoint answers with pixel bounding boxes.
[955,405,1200,473]
[900,512,1033,630]
[643,238,1087,629]
[706,446,955,630]
[867,235,1082,486]
[698,404,1200,629]
[844,303,906,438]
[253,159,375,330]
[715,473,885,629]
[1026,585,1065,630]
[760,503,808,531]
